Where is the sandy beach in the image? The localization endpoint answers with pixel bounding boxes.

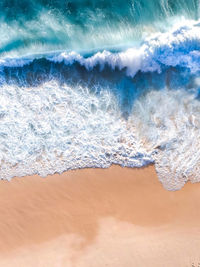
[0,165,199,266]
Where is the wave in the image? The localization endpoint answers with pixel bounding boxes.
[0,19,200,78]
[0,0,198,57]
[0,10,200,190]
[50,19,200,77]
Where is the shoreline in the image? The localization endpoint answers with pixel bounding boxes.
[0,165,200,266]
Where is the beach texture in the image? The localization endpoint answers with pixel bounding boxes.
[0,165,200,267]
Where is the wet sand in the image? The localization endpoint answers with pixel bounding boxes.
[0,165,200,266]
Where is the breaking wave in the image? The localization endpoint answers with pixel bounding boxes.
[0,0,200,190]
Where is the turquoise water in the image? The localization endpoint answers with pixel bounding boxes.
[0,0,200,190]
[0,0,198,55]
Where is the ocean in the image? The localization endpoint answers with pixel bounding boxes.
[0,0,199,190]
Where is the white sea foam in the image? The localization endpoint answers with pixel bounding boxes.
[0,78,200,190]
[0,80,152,180]
[132,88,200,190]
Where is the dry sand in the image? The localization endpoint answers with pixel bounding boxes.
[0,165,199,266]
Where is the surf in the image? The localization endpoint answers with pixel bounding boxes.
[0,0,200,190]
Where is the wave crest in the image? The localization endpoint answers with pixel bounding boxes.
[1,19,200,78]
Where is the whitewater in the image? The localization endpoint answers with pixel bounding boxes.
[0,0,200,190]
